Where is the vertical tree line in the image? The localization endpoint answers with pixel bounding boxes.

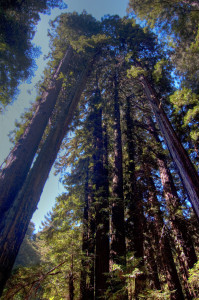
[0,11,198,299]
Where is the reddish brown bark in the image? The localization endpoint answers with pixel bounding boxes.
[80,90,110,300]
[110,70,127,300]
[0,46,73,219]
[146,170,185,300]
[146,116,197,298]
[124,96,145,298]
[111,71,126,267]
[69,255,74,300]
[87,183,95,300]
[0,60,93,296]
[80,162,90,300]
[144,232,161,291]
[91,89,109,299]
[157,154,197,299]
[146,116,197,268]
[139,74,199,219]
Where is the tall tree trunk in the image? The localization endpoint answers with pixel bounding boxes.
[146,115,197,298]
[138,73,199,219]
[146,170,185,300]
[86,180,95,300]
[69,254,74,300]
[144,228,162,291]
[92,89,109,299]
[80,162,90,300]
[157,151,197,299]
[124,96,145,299]
[0,46,73,218]
[110,70,127,299]
[0,60,94,296]
[111,71,126,266]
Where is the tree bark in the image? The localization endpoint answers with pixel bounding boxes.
[146,115,197,268]
[156,151,197,299]
[146,170,185,300]
[124,96,145,299]
[0,59,93,296]
[110,70,127,300]
[87,182,95,300]
[139,73,199,220]
[0,46,73,218]
[111,71,126,267]
[80,162,90,300]
[86,89,110,299]
[144,230,161,291]
[69,254,74,300]
[94,108,109,299]
[146,114,198,297]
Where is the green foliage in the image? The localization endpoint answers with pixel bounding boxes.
[0,0,66,110]
[127,66,148,78]
[14,223,41,268]
[188,260,199,297]
[9,108,35,144]
[152,59,168,83]
[170,88,199,145]
[138,287,171,299]
[128,0,199,91]
[4,11,199,299]
[105,265,128,300]
[3,193,83,299]
[49,11,103,61]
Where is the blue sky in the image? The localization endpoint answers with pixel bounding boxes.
[0,0,129,231]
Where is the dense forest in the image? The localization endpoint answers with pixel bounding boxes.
[0,0,199,299]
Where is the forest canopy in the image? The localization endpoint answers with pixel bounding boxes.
[0,0,67,111]
[0,3,199,300]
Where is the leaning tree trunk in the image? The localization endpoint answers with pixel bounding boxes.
[0,59,94,296]
[146,115,197,267]
[0,46,74,219]
[156,151,197,299]
[146,116,197,299]
[146,170,185,300]
[138,73,199,219]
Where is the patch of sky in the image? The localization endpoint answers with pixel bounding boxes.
[0,0,129,231]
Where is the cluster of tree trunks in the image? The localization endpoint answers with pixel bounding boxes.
[0,48,98,295]
[0,50,199,299]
